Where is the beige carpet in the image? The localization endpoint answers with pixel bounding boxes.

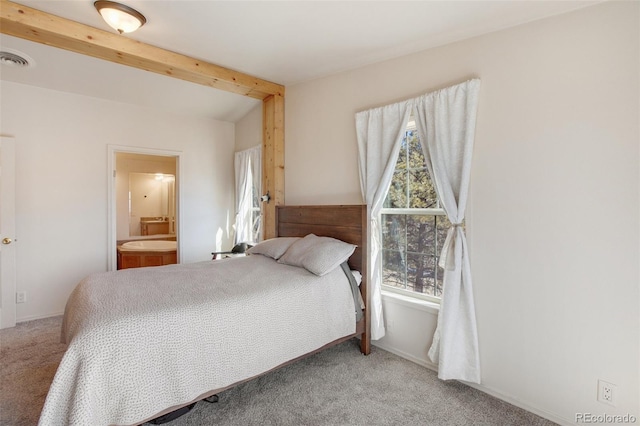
[1,316,557,426]
[0,316,66,426]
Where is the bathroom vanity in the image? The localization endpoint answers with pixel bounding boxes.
[140,217,170,236]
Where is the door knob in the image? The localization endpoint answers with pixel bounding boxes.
[2,238,12,245]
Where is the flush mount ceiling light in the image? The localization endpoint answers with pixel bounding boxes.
[94,1,146,34]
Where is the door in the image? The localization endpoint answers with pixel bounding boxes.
[0,136,16,329]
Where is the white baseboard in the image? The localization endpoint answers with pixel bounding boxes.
[373,340,439,371]
[372,341,572,426]
[461,380,573,426]
[17,311,64,323]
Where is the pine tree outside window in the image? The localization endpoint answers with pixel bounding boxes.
[380,116,451,302]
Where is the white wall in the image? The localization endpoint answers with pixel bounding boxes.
[235,104,262,152]
[0,82,235,321]
[279,1,638,424]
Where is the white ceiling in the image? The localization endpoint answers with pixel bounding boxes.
[1,0,600,122]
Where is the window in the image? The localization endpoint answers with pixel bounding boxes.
[249,167,262,242]
[380,118,450,302]
[234,146,262,244]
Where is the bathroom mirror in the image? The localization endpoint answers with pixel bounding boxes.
[128,173,176,236]
[114,152,178,240]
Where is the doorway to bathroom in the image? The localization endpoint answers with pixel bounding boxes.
[107,145,182,271]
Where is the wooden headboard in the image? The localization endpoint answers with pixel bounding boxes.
[276,205,370,354]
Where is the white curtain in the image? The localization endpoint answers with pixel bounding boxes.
[355,102,412,340]
[355,79,481,382]
[234,146,261,245]
[414,79,481,383]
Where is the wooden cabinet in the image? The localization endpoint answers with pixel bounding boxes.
[117,249,177,270]
[140,221,170,236]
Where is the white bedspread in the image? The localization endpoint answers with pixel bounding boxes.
[39,255,356,426]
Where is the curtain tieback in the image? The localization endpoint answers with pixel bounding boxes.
[438,223,463,270]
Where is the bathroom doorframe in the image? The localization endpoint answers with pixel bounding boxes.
[107,145,183,272]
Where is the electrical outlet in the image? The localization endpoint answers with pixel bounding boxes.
[598,379,616,406]
[16,291,27,304]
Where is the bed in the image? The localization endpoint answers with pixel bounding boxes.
[39,205,369,426]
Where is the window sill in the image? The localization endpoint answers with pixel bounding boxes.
[381,289,440,315]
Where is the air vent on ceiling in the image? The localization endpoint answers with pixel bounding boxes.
[0,50,34,68]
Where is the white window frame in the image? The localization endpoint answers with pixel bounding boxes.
[379,119,447,304]
[248,167,262,244]
[379,209,447,304]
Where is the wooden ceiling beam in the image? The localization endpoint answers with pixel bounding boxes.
[0,0,284,100]
[1,0,287,238]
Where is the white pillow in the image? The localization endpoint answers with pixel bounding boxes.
[278,234,356,276]
[246,237,301,260]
